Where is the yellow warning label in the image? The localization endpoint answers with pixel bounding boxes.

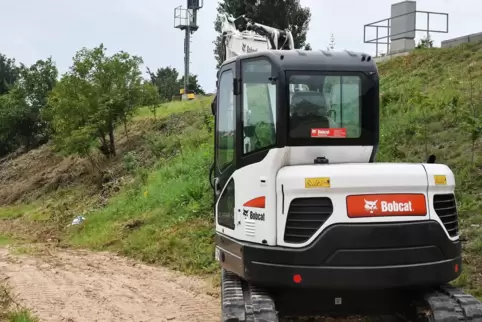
[305,177,331,188]
[434,175,447,185]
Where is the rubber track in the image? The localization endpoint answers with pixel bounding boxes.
[422,284,482,321]
[222,269,278,322]
[222,269,482,322]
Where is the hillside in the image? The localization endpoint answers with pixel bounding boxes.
[2,42,482,301]
[377,42,482,297]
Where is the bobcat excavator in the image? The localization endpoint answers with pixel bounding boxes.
[210,13,482,321]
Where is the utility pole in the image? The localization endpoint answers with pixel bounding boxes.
[174,0,203,100]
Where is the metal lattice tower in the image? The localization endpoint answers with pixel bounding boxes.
[174,0,203,100]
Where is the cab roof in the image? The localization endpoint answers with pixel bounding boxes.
[222,49,378,73]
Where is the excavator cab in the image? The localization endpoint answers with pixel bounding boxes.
[211,49,379,172]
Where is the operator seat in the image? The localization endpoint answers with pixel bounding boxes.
[290,92,331,138]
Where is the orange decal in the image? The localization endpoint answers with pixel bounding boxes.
[243,196,266,209]
[346,194,427,218]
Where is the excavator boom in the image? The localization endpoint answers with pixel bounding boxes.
[219,13,294,62]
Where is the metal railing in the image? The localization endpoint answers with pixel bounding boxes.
[364,10,449,57]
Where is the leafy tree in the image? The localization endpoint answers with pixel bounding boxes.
[0,53,19,95]
[0,88,30,156]
[147,66,180,102]
[147,67,206,100]
[142,82,162,119]
[213,0,312,67]
[179,74,206,95]
[17,58,58,110]
[15,57,58,147]
[46,44,146,165]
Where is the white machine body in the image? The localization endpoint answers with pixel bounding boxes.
[214,14,458,251]
[215,149,458,248]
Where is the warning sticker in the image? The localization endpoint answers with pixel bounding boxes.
[311,128,347,138]
[305,177,330,188]
[434,175,447,185]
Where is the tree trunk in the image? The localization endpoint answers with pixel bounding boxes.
[108,121,116,157]
[124,118,129,140]
[99,134,109,157]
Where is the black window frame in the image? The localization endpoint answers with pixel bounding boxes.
[285,70,379,147]
[240,57,278,157]
[216,68,235,173]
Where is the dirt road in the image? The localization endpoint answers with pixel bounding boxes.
[0,246,220,322]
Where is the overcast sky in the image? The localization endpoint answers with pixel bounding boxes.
[1,0,481,93]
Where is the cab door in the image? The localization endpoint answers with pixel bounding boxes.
[214,62,238,233]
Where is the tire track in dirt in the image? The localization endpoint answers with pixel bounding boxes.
[0,246,220,322]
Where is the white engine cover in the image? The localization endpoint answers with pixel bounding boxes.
[276,163,456,247]
[215,147,457,249]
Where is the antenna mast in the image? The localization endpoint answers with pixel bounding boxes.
[174,0,203,100]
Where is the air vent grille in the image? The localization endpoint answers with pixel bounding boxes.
[284,197,333,244]
[433,194,458,237]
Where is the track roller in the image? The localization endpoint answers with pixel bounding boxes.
[221,268,278,322]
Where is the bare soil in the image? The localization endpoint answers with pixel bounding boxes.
[0,246,220,322]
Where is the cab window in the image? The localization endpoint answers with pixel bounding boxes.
[289,74,362,139]
[216,69,234,171]
[241,59,277,154]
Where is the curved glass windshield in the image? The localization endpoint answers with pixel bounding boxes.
[289,74,362,139]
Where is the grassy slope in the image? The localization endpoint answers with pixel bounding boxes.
[1,44,482,298]
[0,96,216,276]
[377,42,482,297]
[68,96,217,275]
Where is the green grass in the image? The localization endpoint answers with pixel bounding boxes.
[68,143,217,274]
[0,205,37,220]
[0,235,10,246]
[5,310,38,322]
[376,42,482,297]
[52,96,216,275]
[134,96,212,120]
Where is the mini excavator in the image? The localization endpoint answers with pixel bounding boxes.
[209,13,482,321]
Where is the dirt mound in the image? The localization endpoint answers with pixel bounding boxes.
[0,246,219,322]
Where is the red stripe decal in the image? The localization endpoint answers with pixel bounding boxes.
[243,197,266,209]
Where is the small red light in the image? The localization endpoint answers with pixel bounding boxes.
[455,264,459,273]
[293,274,302,284]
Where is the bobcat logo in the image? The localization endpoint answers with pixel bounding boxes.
[242,43,258,53]
[243,209,249,217]
[364,199,378,214]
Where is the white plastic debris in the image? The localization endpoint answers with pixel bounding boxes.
[71,216,86,225]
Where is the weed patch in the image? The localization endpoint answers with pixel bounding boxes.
[0,285,38,322]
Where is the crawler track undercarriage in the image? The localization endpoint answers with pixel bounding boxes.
[221,269,482,322]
